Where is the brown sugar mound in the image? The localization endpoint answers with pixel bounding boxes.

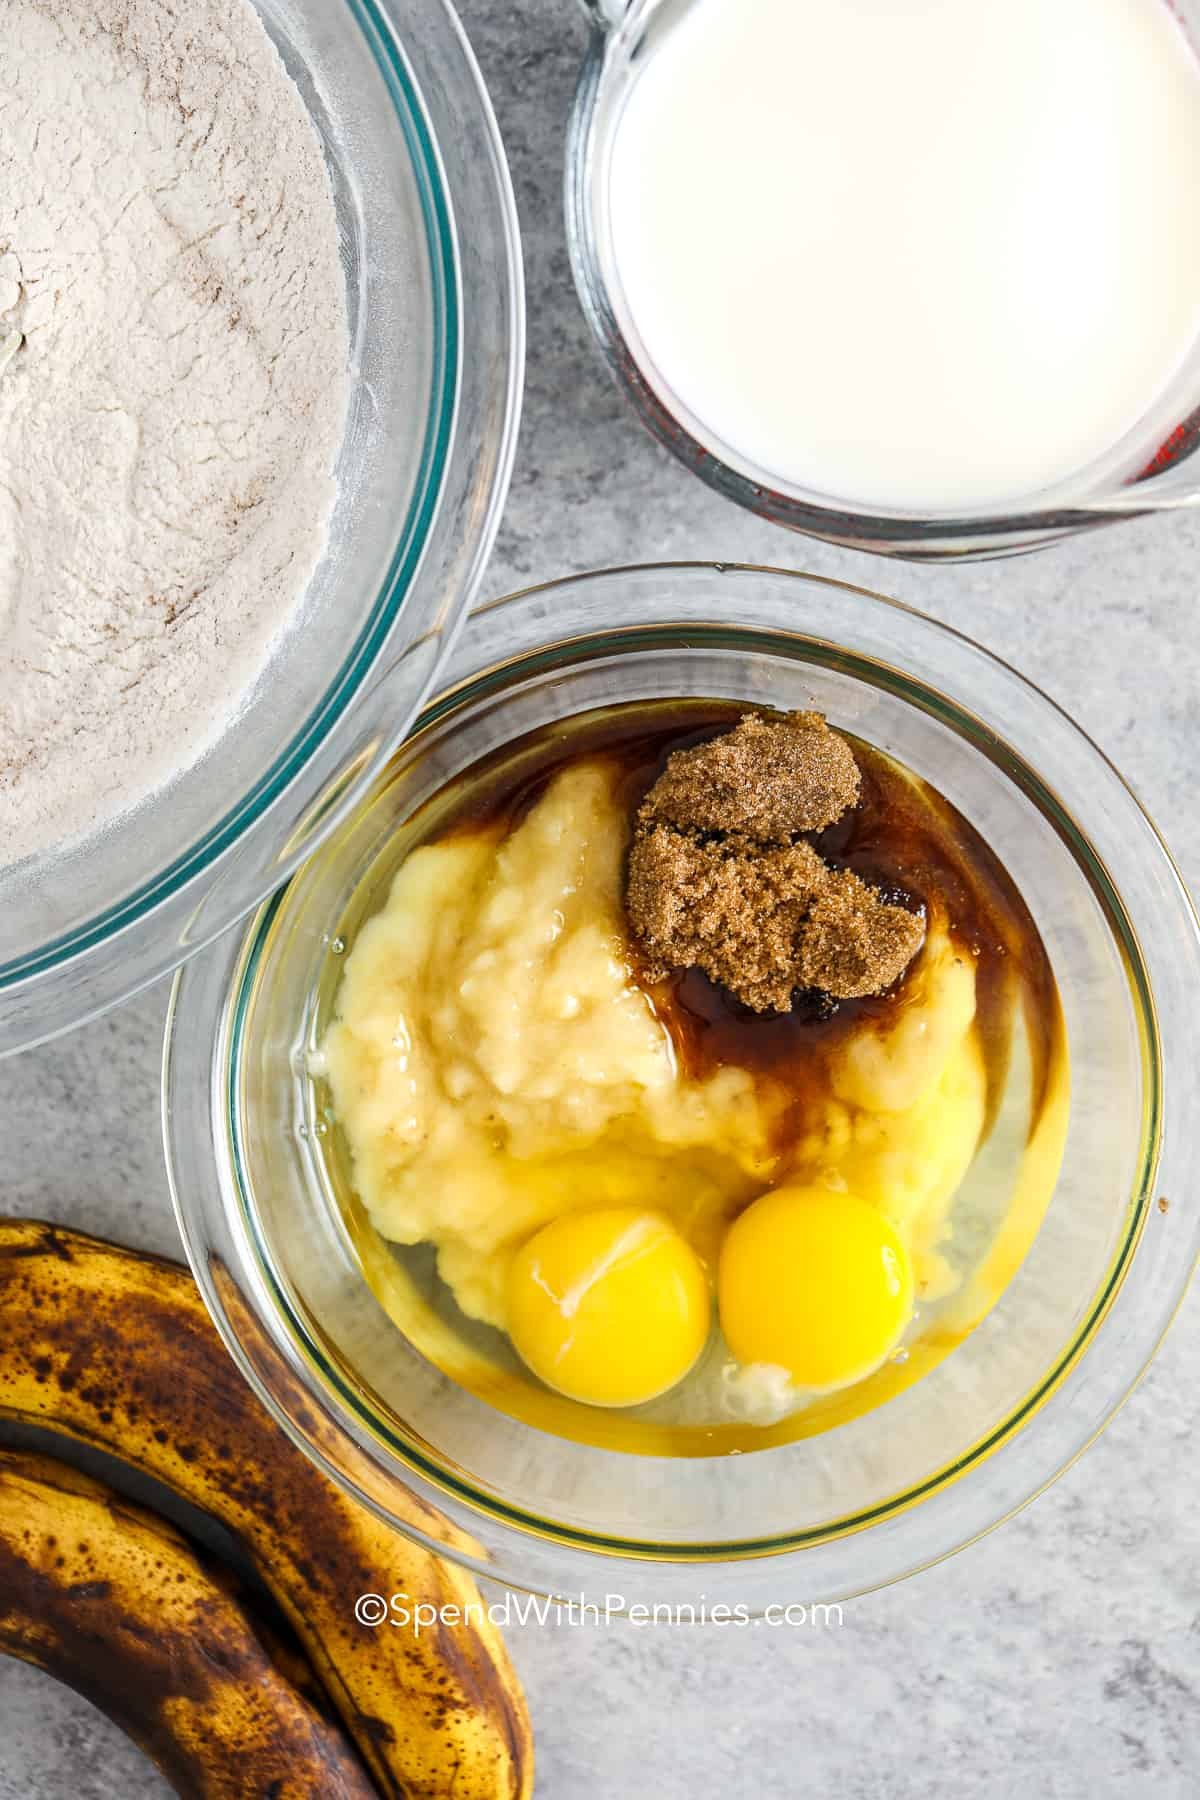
[626,711,924,1013]
[796,871,926,999]
[639,710,860,840]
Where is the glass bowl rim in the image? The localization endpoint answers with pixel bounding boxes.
[165,563,1200,1603]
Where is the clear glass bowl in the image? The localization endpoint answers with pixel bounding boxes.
[567,0,1200,559]
[0,0,524,1056]
[164,565,1200,1608]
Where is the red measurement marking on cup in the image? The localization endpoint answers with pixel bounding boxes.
[1137,406,1200,479]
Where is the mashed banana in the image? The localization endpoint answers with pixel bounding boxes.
[322,762,986,1332]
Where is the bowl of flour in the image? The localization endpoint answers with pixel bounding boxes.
[0,0,523,1053]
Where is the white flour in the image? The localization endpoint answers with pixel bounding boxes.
[0,0,349,864]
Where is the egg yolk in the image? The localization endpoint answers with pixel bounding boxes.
[506,1209,711,1407]
[717,1185,914,1392]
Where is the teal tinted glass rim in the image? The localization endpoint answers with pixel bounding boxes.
[223,617,1166,1562]
[1,0,459,988]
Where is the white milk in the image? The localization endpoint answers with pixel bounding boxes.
[606,0,1200,513]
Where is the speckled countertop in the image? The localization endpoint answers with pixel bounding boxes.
[3,3,1199,1794]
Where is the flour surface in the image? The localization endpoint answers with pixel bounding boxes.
[0,0,349,863]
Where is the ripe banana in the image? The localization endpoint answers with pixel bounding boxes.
[0,1446,377,1799]
[0,1219,533,1800]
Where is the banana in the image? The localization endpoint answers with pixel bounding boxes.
[0,1447,377,1799]
[0,1220,533,1800]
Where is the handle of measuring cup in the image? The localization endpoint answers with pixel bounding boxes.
[575,0,631,30]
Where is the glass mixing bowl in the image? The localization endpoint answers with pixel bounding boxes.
[165,565,1200,1608]
[0,0,523,1056]
[568,0,1200,559]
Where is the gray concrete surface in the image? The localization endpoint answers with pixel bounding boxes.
[2,2,1199,1794]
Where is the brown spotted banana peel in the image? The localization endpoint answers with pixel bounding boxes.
[0,1219,533,1800]
[0,1445,378,1799]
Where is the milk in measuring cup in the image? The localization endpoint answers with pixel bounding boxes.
[605,0,1200,512]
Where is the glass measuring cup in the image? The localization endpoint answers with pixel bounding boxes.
[567,0,1200,559]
